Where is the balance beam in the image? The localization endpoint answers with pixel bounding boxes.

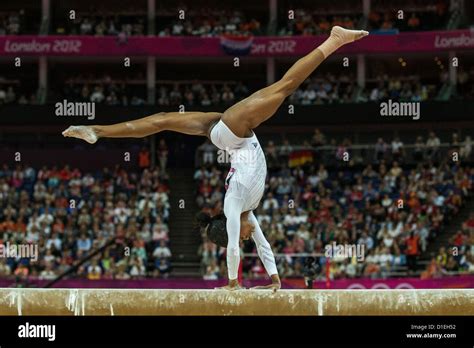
[0,288,473,316]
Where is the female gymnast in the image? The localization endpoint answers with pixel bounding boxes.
[63,26,368,291]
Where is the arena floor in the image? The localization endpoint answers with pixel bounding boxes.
[1,288,473,316]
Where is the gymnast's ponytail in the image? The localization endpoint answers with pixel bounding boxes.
[195,211,212,228]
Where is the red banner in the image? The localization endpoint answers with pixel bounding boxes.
[287,275,474,289]
[1,30,473,57]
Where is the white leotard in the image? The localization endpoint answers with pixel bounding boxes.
[210,120,277,280]
[210,120,267,212]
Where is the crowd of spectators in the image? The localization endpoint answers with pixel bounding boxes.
[5,71,462,106]
[0,152,174,282]
[54,13,146,36]
[0,0,455,37]
[422,213,474,278]
[195,129,473,280]
[278,0,449,35]
[158,9,262,37]
[288,74,357,105]
[455,68,474,100]
[287,74,439,105]
[0,11,23,35]
[56,76,254,107]
[156,82,250,107]
[3,70,466,106]
[279,11,359,36]
[359,75,437,103]
[57,75,148,106]
[0,84,39,105]
[52,73,451,108]
[369,0,448,31]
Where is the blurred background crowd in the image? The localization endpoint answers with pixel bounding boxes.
[0,0,473,286]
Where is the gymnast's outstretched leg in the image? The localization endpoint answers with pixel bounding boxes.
[62,112,222,143]
[221,26,368,138]
[62,27,367,144]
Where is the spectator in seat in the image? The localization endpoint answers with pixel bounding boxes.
[421,257,442,279]
[221,84,235,105]
[407,13,420,31]
[279,139,293,163]
[358,231,374,250]
[413,136,425,161]
[115,264,131,280]
[460,136,472,160]
[152,223,169,243]
[265,141,278,168]
[203,264,219,280]
[391,137,404,162]
[129,257,146,278]
[311,128,326,147]
[364,250,380,278]
[464,213,474,233]
[444,255,458,274]
[80,18,93,34]
[198,139,216,165]
[392,247,407,267]
[156,259,171,278]
[153,240,172,259]
[436,246,448,268]
[138,147,150,169]
[374,138,388,162]
[262,192,279,213]
[426,131,441,160]
[459,250,474,273]
[77,233,92,253]
[14,263,29,281]
[405,232,420,274]
[250,259,267,279]
[39,262,57,280]
[87,259,102,280]
[158,139,169,171]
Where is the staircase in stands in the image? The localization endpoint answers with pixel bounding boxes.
[167,168,202,277]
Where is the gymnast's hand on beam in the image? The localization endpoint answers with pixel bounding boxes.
[251,274,281,292]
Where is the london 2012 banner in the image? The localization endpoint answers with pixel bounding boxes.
[1,30,474,57]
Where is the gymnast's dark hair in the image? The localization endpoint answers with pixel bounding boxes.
[195,212,228,248]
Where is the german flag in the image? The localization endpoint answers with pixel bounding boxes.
[288,150,313,168]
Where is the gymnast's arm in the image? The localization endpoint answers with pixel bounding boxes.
[248,212,281,291]
[223,195,244,288]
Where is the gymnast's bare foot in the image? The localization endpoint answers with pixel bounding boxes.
[330,26,369,45]
[62,125,98,144]
[215,279,245,291]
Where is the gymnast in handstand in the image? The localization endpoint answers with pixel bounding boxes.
[63,26,369,291]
